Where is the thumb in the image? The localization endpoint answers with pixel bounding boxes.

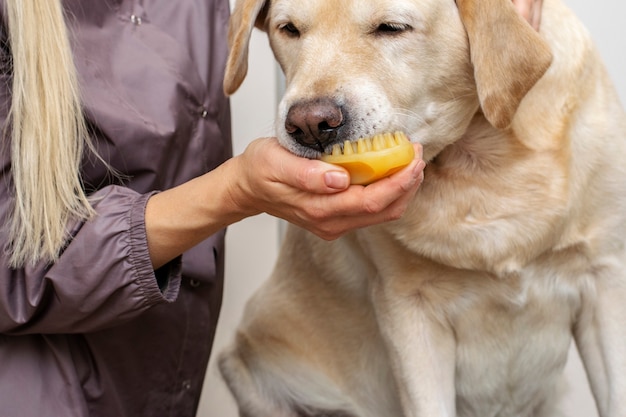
[253,137,351,193]
[290,159,351,193]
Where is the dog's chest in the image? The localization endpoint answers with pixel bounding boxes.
[442,264,579,416]
[452,285,573,415]
[361,230,581,415]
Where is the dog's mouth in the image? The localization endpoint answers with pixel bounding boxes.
[291,124,343,155]
[281,95,399,159]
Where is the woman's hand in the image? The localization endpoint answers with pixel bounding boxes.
[512,0,543,30]
[227,137,425,241]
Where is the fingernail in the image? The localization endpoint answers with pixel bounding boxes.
[324,170,350,189]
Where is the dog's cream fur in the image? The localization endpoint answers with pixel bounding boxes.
[219,0,626,416]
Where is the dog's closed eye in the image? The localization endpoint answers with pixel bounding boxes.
[374,22,412,36]
[278,22,300,37]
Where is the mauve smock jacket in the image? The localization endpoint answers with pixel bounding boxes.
[0,0,232,416]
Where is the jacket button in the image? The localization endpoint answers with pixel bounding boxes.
[130,14,142,25]
[189,279,201,288]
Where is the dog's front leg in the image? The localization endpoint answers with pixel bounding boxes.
[574,258,626,417]
[371,280,456,417]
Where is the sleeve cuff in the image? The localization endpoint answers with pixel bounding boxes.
[128,191,182,305]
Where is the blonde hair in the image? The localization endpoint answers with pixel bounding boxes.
[5,0,95,268]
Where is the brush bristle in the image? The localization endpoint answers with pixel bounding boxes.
[319,131,413,185]
[328,132,408,156]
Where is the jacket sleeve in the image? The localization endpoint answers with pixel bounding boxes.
[0,185,183,335]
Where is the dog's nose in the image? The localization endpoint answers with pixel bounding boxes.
[285,99,344,150]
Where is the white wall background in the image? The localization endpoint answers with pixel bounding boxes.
[196,1,626,416]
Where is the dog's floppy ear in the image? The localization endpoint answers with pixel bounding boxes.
[223,0,270,96]
[456,0,553,129]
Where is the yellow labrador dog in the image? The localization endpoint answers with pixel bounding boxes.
[219,0,626,416]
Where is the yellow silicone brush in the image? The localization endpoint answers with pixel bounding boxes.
[321,131,414,185]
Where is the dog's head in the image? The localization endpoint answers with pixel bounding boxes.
[224,0,552,161]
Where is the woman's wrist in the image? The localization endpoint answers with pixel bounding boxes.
[144,157,255,269]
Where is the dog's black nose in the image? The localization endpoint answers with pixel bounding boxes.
[285,99,344,150]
